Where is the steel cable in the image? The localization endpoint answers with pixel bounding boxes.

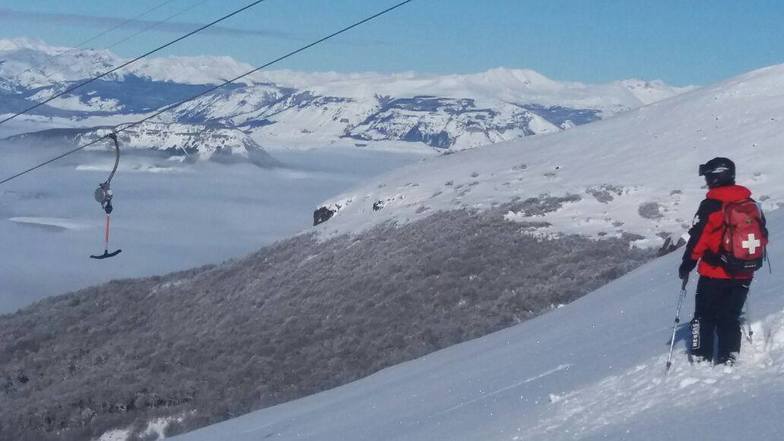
[0,0,414,186]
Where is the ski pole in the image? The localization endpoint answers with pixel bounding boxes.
[744,291,753,344]
[666,277,689,374]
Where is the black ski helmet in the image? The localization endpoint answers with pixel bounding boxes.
[698,157,735,188]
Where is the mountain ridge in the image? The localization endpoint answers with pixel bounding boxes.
[312,63,784,247]
[0,38,691,151]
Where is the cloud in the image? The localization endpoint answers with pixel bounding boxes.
[0,7,294,42]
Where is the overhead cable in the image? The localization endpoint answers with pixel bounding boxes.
[75,0,180,49]
[106,0,212,51]
[0,0,414,186]
[17,0,182,87]
[0,0,269,128]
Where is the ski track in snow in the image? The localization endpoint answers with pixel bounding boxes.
[523,311,784,440]
[431,364,572,417]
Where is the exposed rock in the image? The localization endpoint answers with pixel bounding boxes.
[313,206,336,226]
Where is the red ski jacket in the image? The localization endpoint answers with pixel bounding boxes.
[683,185,757,280]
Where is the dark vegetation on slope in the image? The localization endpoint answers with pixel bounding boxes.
[0,205,654,440]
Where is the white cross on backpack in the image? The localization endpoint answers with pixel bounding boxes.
[742,234,761,254]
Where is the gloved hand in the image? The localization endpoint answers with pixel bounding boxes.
[679,259,697,280]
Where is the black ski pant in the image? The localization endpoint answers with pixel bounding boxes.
[690,276,750,364]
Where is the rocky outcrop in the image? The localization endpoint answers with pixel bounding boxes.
[313,206,336,226]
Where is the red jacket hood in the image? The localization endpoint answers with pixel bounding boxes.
[706,185,752,202]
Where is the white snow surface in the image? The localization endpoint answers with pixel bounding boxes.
[170,210,784,441]
[314,64,784,248]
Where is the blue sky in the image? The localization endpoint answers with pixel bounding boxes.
[0,0,782,86]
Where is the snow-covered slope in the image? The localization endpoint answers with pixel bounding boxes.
[0,38,690,150]
[170,205,784,441]
[314,64,784,248]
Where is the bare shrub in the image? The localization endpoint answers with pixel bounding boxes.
[638,202,664,219]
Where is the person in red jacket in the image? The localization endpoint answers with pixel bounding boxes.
[678,157,764,365]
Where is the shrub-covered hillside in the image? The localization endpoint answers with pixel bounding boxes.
[0,205,653,441]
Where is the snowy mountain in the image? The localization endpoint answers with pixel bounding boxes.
[0,38,691,150]
[6,121,279,166]
[313,64,784,249]
[170,67,690,150]
[168,210,784,441]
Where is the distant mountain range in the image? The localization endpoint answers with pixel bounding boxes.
[0,38,692,155]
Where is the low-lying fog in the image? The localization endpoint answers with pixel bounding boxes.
[0,142,423,313]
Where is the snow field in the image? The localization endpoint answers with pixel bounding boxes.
[526,307,784,440]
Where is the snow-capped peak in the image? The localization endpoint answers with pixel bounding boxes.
[0,37,258,88]
[0,38,123,89]
[469,67,566,90]
[616,78,697,105]
[0,37,70,54]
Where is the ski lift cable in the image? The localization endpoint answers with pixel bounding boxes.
[0,0,270,128]
[18,0,204,93]
[106,0,213,51]
[0,0,414,187]
[75,0,180,49]
[18,0,185,85]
